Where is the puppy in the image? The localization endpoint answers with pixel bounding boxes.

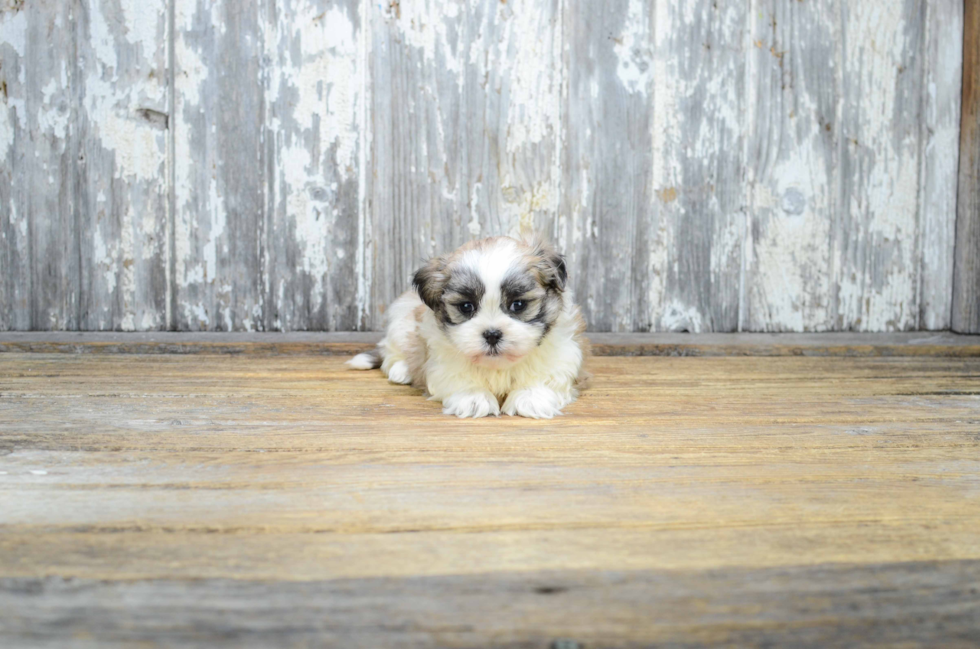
[348,236,588,418]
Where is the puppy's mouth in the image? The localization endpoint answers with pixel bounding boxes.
[473,348,523,365]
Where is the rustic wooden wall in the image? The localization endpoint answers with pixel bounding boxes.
[0,0,965,332]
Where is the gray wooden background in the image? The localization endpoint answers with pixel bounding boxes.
[0,0,967,332]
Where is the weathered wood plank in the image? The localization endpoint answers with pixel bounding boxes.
[0,354,979,645]
[0,2,30,330]
[368,0,562,330]
[2,2,79,330]
[265,0,363,331]
[647,0,747,333]
[0,0,970,334]
[560,0,653,332]
[919,0,963,330]
[9,566,980,649]
[2,331,980,356]
[2,561,979,648]
[743,0,838,332]
[172,0,268,331]
[954,0,980,333]
[75,0,170,331]
[834,1,927,331]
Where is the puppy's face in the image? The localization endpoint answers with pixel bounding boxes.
[413,237,567,368]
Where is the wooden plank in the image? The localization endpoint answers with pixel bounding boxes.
[954,0,980,333]
[265,0,363,331]
[834,1,928,331]
[743,0,838,332]
[560,0,653,331]
[647,0,747,333]
[2,331,980,356]
[919,0,963,330]
[0,354,979,645]
[2,561,979,648]
[75,0,170,331]
[1,2,79,330]
[368,0,562,330]
[172,0,268,331]
[0,2,29,330]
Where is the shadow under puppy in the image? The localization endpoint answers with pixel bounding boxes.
[348,236,589,418]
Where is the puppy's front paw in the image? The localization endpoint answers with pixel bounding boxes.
[502,386,567,419]
[442,391,501,418]
[386,360,412,385]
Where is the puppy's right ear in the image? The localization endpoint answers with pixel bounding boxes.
[412,256,448,311]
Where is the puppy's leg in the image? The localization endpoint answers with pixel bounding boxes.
[386,360,412,385]
[424,359,500,418]
[441,390,501,418]
[502,385,572,419]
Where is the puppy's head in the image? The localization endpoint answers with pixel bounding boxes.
[413,236,567,368]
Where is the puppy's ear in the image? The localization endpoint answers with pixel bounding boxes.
[530,238,568,291]
[412,256,448,311]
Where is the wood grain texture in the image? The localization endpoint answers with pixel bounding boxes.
[3,331,980,356]
[3,562,980,648]
[265,0,363,331]
[954,0,980,333]
[75,0,170,331]
[745,0,962,333]
[0,0,968,333]
[835,1,928,331]
[649,0,746,333]
[172,0,268,331]
[560,0,652,332]
[919,0,963,330]
[1,2,79,331]
[0,2,30,331]
[743,0,838,332]
[0,353,979,646]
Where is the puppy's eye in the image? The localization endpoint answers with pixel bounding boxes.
[458,302,475,314]
[509,300,527,313]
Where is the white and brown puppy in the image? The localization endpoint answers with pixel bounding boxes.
[348,236,588,418]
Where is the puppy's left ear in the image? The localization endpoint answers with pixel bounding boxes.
[412,256,448,311]
[531,238,568,291]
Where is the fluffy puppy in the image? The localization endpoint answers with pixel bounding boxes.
[348,236,588,418]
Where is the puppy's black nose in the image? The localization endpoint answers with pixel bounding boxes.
[483,329,503,347]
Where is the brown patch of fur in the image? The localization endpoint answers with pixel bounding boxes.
[520,237,567,291]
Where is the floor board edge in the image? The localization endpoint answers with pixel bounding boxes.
[0,332,979,356]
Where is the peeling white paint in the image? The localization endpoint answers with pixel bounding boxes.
[0,11,27,161]
[499,2,560,153]
[0,8,27,57]
[395,0,462,79]
[838,2,919,331]
[660,299,704,333]
[2,0,963,333]
[38,79,69,140]
[82,0,167,181]
[119,0,162,55]
[614,0,652,93]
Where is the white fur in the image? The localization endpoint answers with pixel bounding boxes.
[386,360,412,385]
[441,391,501,418]
[346,353,377,370]
[418,298,582,418]
[352,237,585,419]
[502,385,566,419]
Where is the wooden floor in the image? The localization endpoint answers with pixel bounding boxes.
[1,351,979,647]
